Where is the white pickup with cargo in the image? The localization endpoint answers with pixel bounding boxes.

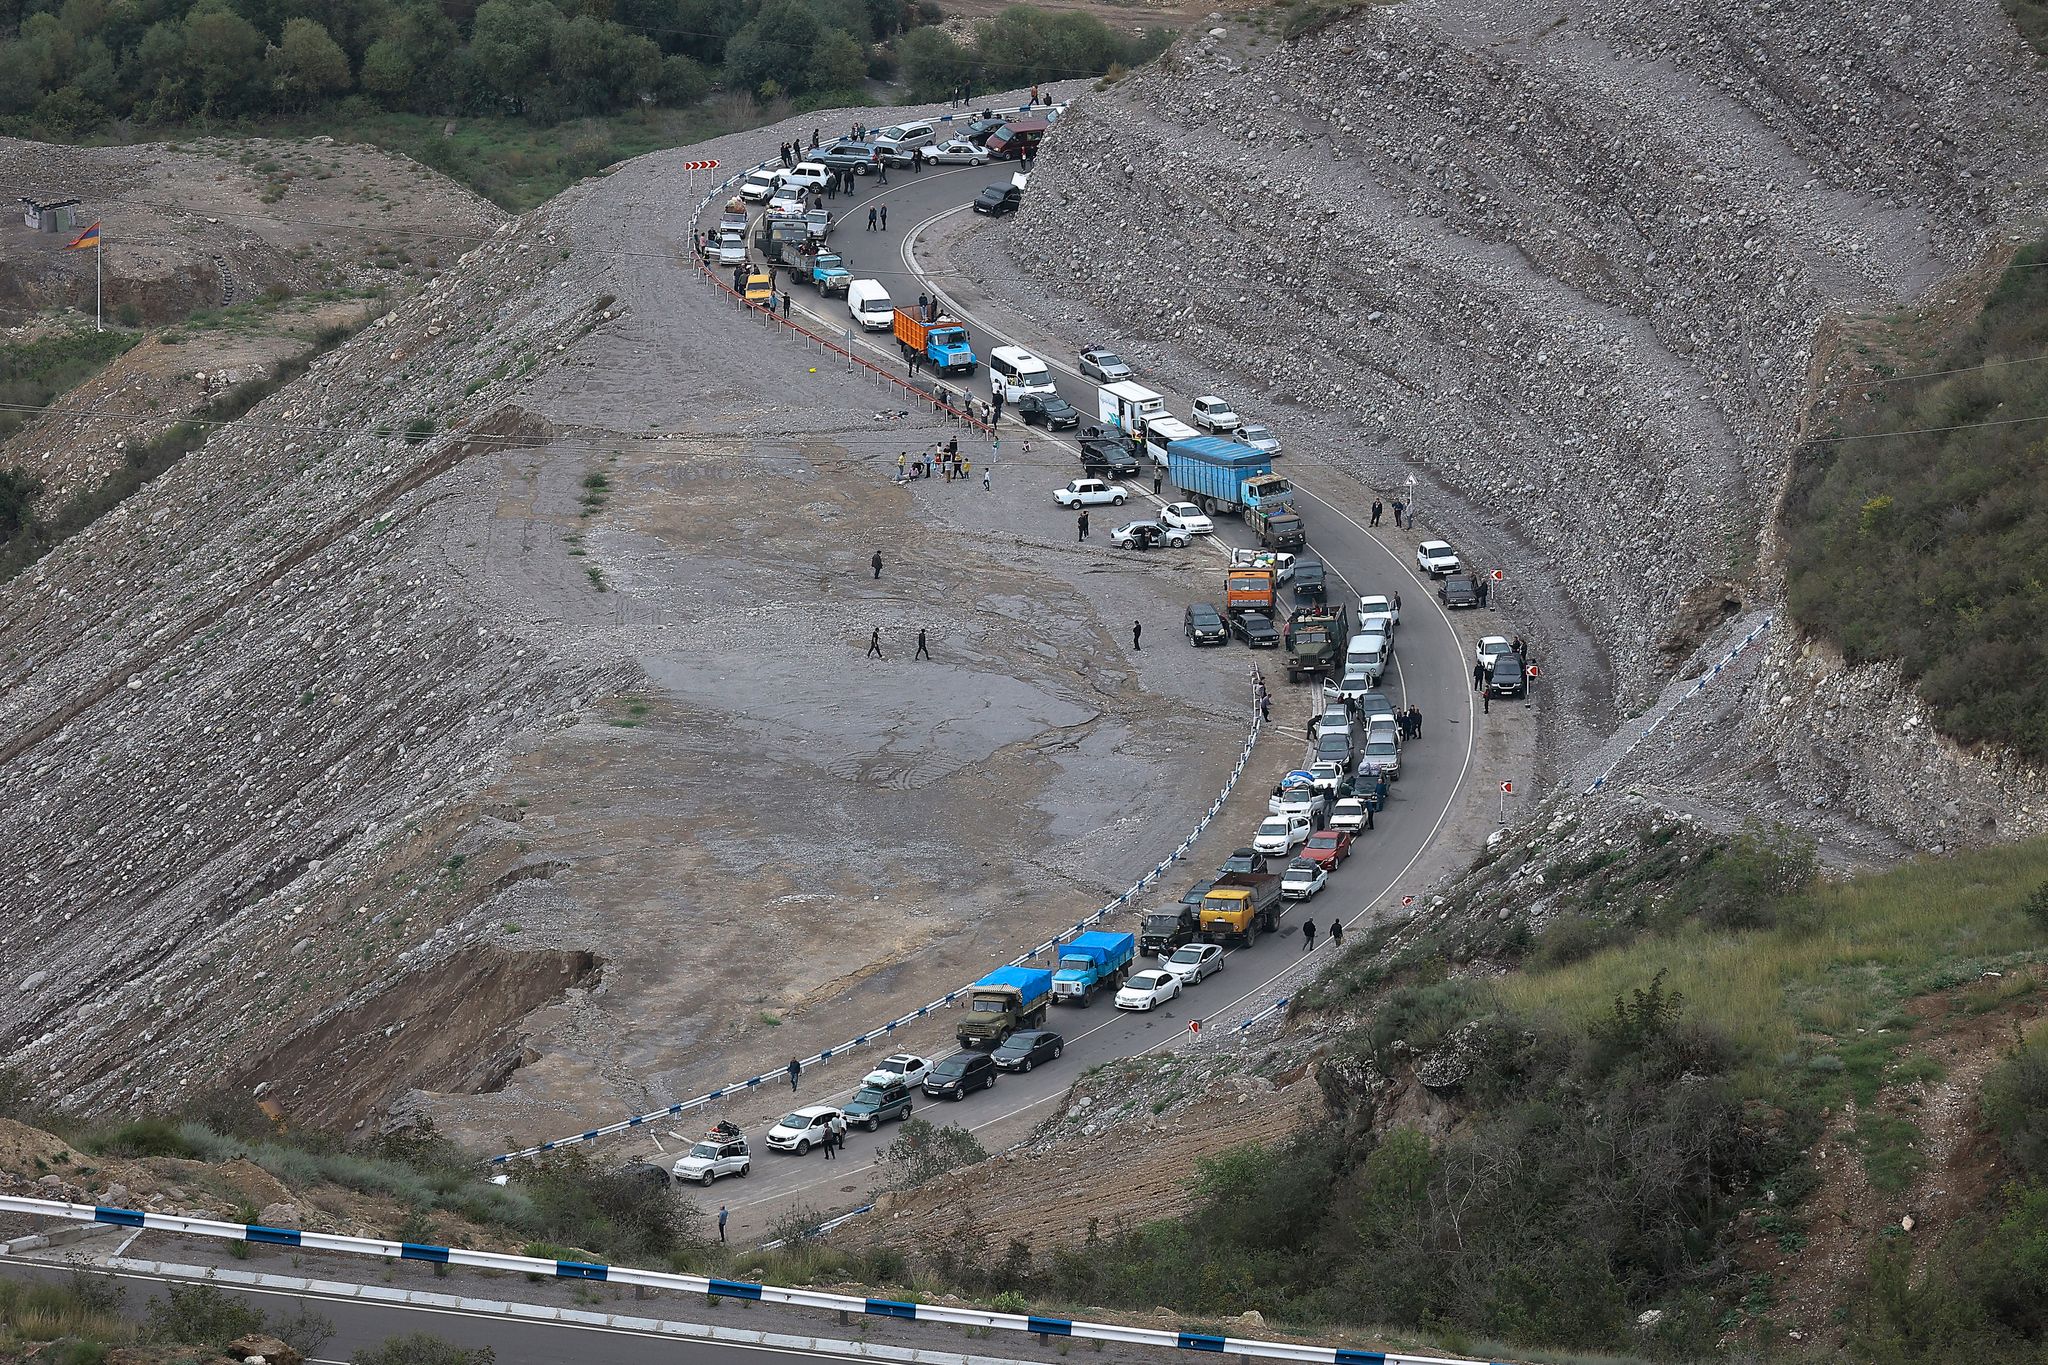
[1098,381,1165,438]
[846,279,893,331]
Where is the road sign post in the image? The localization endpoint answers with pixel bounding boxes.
[1499,780,1514,825]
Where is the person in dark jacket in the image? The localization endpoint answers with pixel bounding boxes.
[1302,920,1317,952]
[786,1057,802,1091]
[1330,919,1344,949]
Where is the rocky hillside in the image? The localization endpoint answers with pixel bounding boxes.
[991,0,2048,783]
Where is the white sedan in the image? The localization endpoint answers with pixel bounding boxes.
[1417,541,1460,576]
[1329,798,1371,834]
[1115,969,1182,1011]
[922,139,991,165]
[1191,395,1243,433]
[1054,478,1128,508]
[1158,502,1214,535]
[1253,814,1312,856]
[1280,858,1328,901]
[1162,942,1224,985]
[862,1053,930,1089]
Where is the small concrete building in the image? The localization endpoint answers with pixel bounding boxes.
[20,198,84,233]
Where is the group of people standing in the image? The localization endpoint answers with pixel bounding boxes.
[1368,498,1409,528]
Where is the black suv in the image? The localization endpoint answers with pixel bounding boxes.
[1079,434,1140,478]
[1018,392,1080,429]
[842,1080,915,1130]
[925,1051,997,1099]
[992,1030,1064,1073]
[973,182,1022,216]
[1486,655,1527,699]
[1184,602,1228,645]
[1439,572,1481,609]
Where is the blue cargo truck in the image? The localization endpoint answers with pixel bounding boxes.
[957,965,1053,1047]
[1050,930,1135,1006]
[1166,436,1302,536]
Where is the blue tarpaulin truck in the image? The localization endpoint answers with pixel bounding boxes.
[957,965,1053,1047]
[1050,930,1135,1006]
[1166,437,1303,551]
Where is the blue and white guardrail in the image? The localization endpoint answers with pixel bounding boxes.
[1586,616,1771,795]
[490,665,1267,1164]
[0,1193,1489,1365]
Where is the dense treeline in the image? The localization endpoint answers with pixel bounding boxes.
[0,0,1170,134]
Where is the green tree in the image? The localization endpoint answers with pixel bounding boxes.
[266,16,350,109]
[895,22,964,100]
[805,27,864,92]
[470,0,561,112]
[723,0,820,96]
[548,15,660,112]
[359,1,462,109]
[180,0,266,114]
[0,468,45,544]
[121,20,194,120]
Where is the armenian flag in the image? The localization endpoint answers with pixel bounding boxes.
[67,221,100,250]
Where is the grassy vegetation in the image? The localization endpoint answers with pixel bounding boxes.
[0,311,374,585]
[2000,0,2048,60]
[1021,828,2048,1357]
[1781,236,2048,761]
[0,327,139,442]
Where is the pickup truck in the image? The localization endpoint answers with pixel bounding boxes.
[893,308,977,374]
[1199,872,1286,947]
[1141,903,1202,959]
[1051,930,1135,1006]
[1248,501,1307,550]
[809,251,850,295]
[957,965,1052,1047]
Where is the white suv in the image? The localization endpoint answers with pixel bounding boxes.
[1416,541,1460,575]
[670,1136,750,1186]
[1191,395,1242,433]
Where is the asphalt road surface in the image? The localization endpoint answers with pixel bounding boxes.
[653,162,1479,1235]
[0,1259,1081,1365]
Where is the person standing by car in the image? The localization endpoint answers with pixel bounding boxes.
[830,1111,849,1151]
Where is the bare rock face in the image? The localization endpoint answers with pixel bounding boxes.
[224,1335,302,1365]
[990,0,2047,717]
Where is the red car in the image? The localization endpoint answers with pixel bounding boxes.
[1301,828,1354,869]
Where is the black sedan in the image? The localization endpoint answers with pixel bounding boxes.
[992,1030,1064,1073]
[1229,612,1280,648]
[1018,392,1080,429]
[1185,602,1229,645]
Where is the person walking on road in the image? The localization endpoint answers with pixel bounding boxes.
[867,205,878,231]
[879,204,888,229]
[1260,693,1271,723]
[1078,510,1090,540]
[780,291,791,318]
[1132,619,1142,651]
[718,1205,728,1242]
[1473,659,1487,692]
[982,466,991,492]
[867,628,883,659]
[992,391,1004,422]
[822,1124,837,1160]
[915,628,930,660]
[1371,499,1383,527]
[1153,468,1163,495]
[1302,920,1317,953]
[871,550,884,579]
[1410,705,1424,738]
[1330,919,1344,950]
[786,1057,803,1091]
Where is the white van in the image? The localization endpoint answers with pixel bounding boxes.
[846,279,893,331]
[989,346,1055,402]
[1344,631,1390,685]
[1143,416,1199,468]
